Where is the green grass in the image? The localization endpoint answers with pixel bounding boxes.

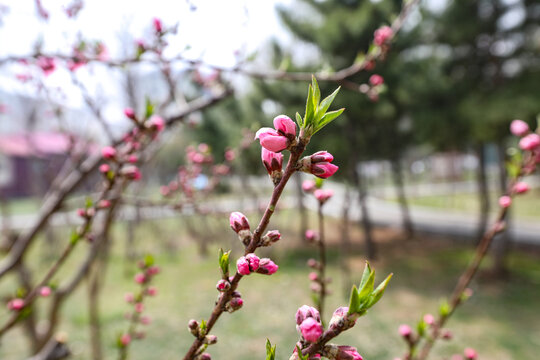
[395,189,540,219]
[0,216,539,360]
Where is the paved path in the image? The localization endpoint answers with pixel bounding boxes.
[1,182,539,246]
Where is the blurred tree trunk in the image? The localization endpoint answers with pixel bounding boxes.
[295,173,308,243]
[475,143,490,243]
[390,156,414,240]
[492,141,511,276]
[340,183,352,296]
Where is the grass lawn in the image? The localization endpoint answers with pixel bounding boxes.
[0,213,539,360]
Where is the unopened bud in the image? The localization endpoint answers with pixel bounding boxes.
[225,297,243,313]
[188,319,199,336]
[216,279,230,292]
[260,230,281,246]
[204,335,218,345]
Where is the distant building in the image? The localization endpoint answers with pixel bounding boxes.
[0,132,93,198]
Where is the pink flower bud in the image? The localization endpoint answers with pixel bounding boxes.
[464,348,477,360]
[120,333,131,346]
[102,146,116,159]
[295,305,321,325]
[329,307,354,331]
[257,258,279,275]
[369,74,384,86]
[229,212,250,233]
[98,200,111,209]
[225,297,243,312]
[302,180,316,192]
[135,303,144,313]
[423,314,435,325]
[199,353,212,360]
[261,148,283,175]
[141,315,151,325]
[299,317,323,343]
[149,115,165,132]
[39,286,51,297]
[510,119,529,137]
[188,319,199,330]
[309,272,318,281]
[307,259,318,268]
[128,155,138,164]
[224,149,236,162]
[498,195,512,208]
[255,128,289,152]
[273,115,296,138]
[311,151,334,163]
[314,189,334,203]
[8,298,24,311]
[336,345,363,360]
[307,151,338,179]
[148,265,160,275]
[216,279,230,292]
[399,324,412,337]
[311,162,339,179]
[77,208,87,217]
[442,329,453,340]
[37,56,56,76]
[513,181,529,194]
[374,25,393,46]
[147,286,157,296]
[305,230,318,242]
[236,253,260,275]
[261,230,281,246]
[121,166,142,181]
[153,17,163,33]
[134,273,146,284]
[124,108,136,120]
[519,133,540,151]
[99,164,110,173]
[124,293,134,303]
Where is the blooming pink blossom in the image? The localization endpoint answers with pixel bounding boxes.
[134,273,146,284]
[519,133,540,151]
[37,56,56,76]
[257,258,279,275]
[295,305,321,325]
[101,146,116,159]
[135,303,144,313]
[374,25,393,46]
[302,180,316,192]
[513,181,529,194]
[336,346,363,360]
[229,212,250,233]
[510,119,529,137]
[464,348,477,360]
[299,317,323,343]
[236,253,260,275]
[8,298,24,311]
[314,189,334,203]
[40,286,51,297]
[120,333,131,346]
[273,115,296,138]
[498,195,512,208]
[261,148,283,175]
[255,127,289,152]
[369,74,384,86]
[399,324,412,337]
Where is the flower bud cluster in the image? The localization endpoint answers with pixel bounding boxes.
[118,257,160,350]
[299,152,339,179]
[255,115,297,153]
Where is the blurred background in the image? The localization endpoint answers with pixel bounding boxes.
[0,0,539,359]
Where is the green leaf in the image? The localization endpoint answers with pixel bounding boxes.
[358,262,372,290]
[219,249,231,277]
[85,197,93,209]
[358,269,375,306]
[366,273,393,308]
[417,319,427,337]
[506,161,520,179]
[313,108,344,134]
[70,230,80,245]
[265,339,277,360]
[200,320,207,335]
[295,345,309,360]
[144,254,154,267]
[439,299,450,317]
[314,178,324,189]
[348,285,360,314]
[311,75,321,107]
[304,85,315,127]
[295,112,304,128]
[316,86,341,121]
[145,97,154,119]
